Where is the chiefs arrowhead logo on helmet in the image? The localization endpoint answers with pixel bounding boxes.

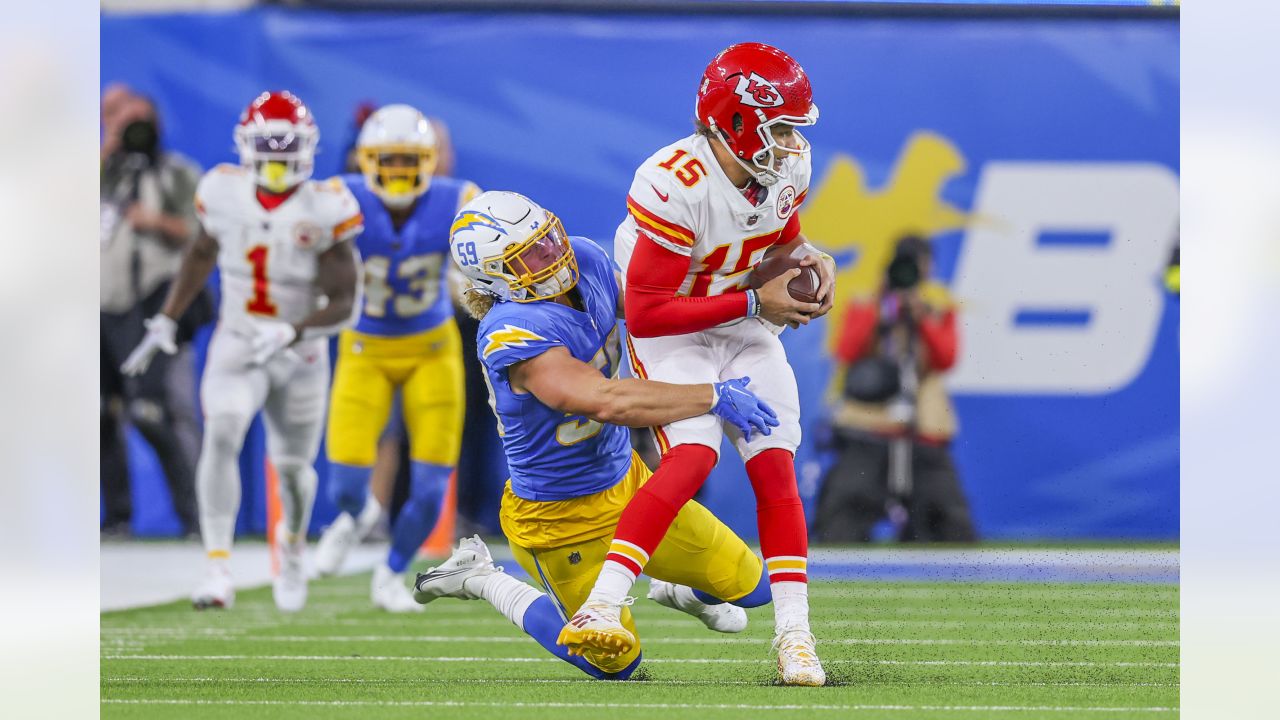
[734,72,784,109]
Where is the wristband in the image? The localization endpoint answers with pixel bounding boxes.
[745,289,760,318]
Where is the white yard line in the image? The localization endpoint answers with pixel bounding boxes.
[100,632,1179,647]
[807,548,1178,567]
[102,654,1178,668]
[106,676,1181,688]
[101,698,1178,713]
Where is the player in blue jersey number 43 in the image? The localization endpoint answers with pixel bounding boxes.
[413,190,777,679]
[313,104,480,612]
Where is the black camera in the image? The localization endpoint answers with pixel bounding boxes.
[121,119,160,162]
[885,236,931,291]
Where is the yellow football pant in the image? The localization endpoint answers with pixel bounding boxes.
[326,321,465,467]
[502,452,763,674]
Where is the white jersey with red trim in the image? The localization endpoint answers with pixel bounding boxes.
[614,133,811,298]
[195,164,364,334]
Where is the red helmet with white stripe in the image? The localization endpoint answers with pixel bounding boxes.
[234,91,319,193]
[695,43,818,186]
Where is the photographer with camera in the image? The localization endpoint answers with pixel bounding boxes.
[815,236,977,543]
[101,86,209,537]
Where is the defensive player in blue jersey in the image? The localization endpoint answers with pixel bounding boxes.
[412,190,779,679]
[312,105,480,612]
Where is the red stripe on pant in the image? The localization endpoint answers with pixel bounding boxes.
[747,448,809,583]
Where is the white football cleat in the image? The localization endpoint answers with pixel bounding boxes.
[647,579,748,633]
[313,512,356,577]
[191,562,234,610]
[371,563,423,613]
[557,598,636,659]
[413,535,498,604]
[774,628,826,686]
[272,523,308,613]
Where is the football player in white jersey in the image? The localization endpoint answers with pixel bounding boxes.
[567,43,836,685]
[122,91,364,612]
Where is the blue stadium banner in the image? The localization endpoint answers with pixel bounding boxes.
[104,6,1178,540]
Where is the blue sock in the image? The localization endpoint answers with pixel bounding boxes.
[386,462,450,573]
[520,596,641,680]
[693,567,772,608]
[328,463,372,518]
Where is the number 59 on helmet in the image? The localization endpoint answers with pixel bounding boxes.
[449,191,579,303]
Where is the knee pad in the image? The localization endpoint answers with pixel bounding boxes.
[328,463,371,517]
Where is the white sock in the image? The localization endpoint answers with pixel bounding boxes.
[354,496,383,538]
[466,572,541,628]
[584,561,636,606]
[196,416,246,556]
[771,581,811,634]
[276,462,318,545]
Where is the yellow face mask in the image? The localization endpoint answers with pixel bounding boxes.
[260,161,291,193]
[358,146,437,207]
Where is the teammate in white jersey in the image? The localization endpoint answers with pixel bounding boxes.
[122,91,363,612]
[568,43,837,685]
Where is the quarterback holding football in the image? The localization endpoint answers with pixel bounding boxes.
[568,43,835,686]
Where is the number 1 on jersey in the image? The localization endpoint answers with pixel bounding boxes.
[245,245,278,316]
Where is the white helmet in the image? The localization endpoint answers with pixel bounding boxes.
[449,191,578,303]
[356,104,438,210]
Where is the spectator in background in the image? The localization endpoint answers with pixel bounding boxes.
[815,236,977,543]
[100,85,209,537]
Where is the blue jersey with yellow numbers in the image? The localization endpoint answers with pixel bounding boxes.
[344,174,469,336]
[478,236,630,502]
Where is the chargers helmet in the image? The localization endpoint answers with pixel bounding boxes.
[356,104,438,210]
[450,191,578,303]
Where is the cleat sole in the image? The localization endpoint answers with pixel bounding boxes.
[556,626,635,659]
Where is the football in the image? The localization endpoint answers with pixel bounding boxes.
[749,250,823,305]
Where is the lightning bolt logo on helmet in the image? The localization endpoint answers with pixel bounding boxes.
[450,211,509,238]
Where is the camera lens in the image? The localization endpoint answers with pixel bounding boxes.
[121,119,159,158]
[887,255,921,290]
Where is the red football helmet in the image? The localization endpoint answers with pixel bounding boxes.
[695,43,819,186]
[233,91,319,193]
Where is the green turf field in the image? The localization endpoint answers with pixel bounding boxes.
[102,570,1178,719]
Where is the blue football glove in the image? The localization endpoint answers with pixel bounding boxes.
[710,376,780,439]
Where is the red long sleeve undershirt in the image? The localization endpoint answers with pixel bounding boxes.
[624,213,802,338]
[625,235,747,337]
[835,300,959,372]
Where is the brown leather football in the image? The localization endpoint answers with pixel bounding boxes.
[749,252,822,305]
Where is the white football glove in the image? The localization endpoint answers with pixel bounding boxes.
[121,314,178,376]
[248,320,298,366]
